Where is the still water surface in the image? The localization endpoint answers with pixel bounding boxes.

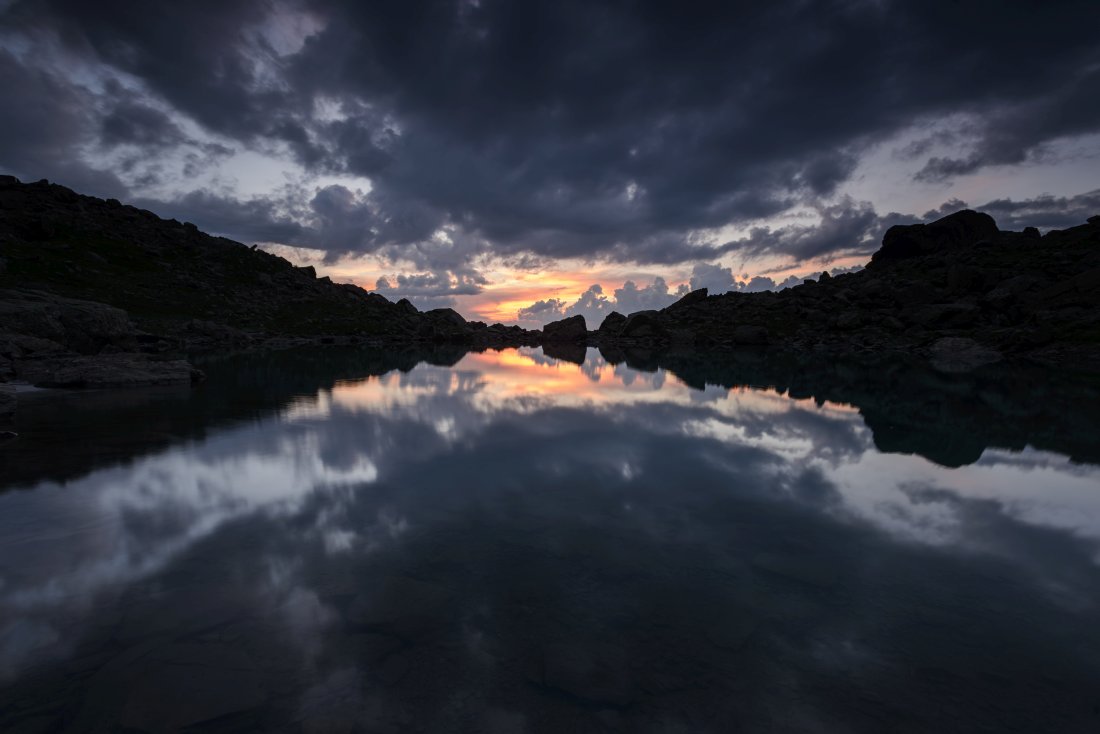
[1,346,1099,732]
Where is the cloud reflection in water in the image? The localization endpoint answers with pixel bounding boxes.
[1,346,1098,732]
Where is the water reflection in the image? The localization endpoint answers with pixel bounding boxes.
[1,346,1099,732]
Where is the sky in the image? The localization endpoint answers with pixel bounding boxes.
[1,0,1098,325]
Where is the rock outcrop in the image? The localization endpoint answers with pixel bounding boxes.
[871,209,999,265]
[1,175,1098,378]
[0,176,540,353]
[592,209,1100,371]
[543,315,587,342]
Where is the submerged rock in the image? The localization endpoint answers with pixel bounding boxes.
[16,354,197,388]
[929,337,1002,373]
[0,383,14,419]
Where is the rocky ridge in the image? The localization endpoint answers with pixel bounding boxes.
[0,175,537,416]
[545,209,1100,371]
[2,175,1098,424]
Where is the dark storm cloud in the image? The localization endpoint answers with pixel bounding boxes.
[714,199,889,262]
[0,48,127,196]
[130,189,310,244]
[976,189,1100,231]
[2,0,1099,267]
[914,66,1100,182]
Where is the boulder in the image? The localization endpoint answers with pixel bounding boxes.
[871,210,999,266]
[396,297,418,315]
[597,311,627,335]
[543,314,587,342]
[667,287,708,309]
[425,307,467,329]
[620,310,664,338]
[419,308,470,341]
[0,289,137,354]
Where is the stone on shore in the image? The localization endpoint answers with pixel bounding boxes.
[872,210,999,266]
[0,383,15,419]
[16,354,198,388]
[543,314,588,342]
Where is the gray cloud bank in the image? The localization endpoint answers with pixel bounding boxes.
[1,0,1099,279]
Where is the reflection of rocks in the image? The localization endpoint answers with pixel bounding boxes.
[609,347,1100,468]
[2,347,1100,733]
[929,337,1002,373]
[0,344,496,489]
[542,340,587,364]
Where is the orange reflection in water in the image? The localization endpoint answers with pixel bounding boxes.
[322,347,861,420]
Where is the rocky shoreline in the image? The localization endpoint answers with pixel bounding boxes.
[2,174,1099,424]
[548,208,1100,373]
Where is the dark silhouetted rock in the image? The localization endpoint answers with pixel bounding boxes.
[732,324,769,345]
[667,287,708,309]
[543,314,587,341]
[0,289,136,354]
[396,297,418,314]
[426,308,466,329]
[871,210,999,266]
[620,310,664,338]
[597,311,626,335]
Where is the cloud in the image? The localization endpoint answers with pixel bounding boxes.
[516,297,567,323]
[0,0,1097,275]
[914,66,1100,183]
[516,277,690,327]
[975,189,1100,231]
[715,199,888,262]
[374,270,486,311]
[689,263,736,294]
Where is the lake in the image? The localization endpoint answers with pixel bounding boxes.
[2,345,1099,733]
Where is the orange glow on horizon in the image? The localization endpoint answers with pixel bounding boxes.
[263,244,868,325]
